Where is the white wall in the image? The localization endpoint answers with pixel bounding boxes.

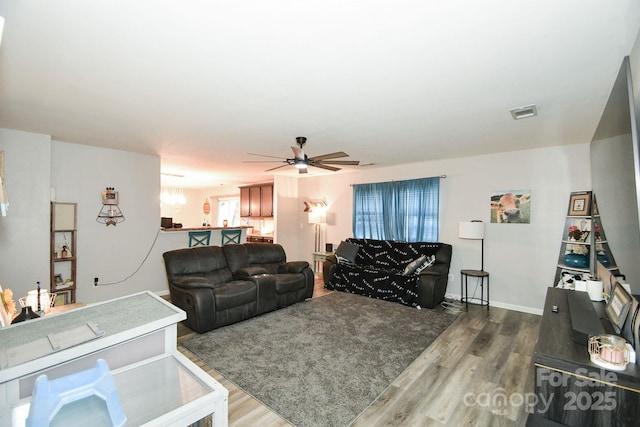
[0,129,51,299]
[273,175,300,258]
[50,141,164,303]
[0,126,600,313]
[297,144,591,313]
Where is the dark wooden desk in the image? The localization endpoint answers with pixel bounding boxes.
[534,287,640,426]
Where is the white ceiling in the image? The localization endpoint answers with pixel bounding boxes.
[0,1,639,188]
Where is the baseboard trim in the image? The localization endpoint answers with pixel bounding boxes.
[444,293,543,316]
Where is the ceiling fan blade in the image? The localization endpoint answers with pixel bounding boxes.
[291,146,305,160]
[298,167,308,174]
[264,164,290,172]
[308,151,349,161]
[310,163,341,172]
[318,160,360,165]
[243,160,287,163]
[247,152,288,160]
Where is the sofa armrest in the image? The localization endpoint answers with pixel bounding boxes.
[281,261,310,274]
[168,279,216,333]
[235,266,268,278]
[418,264,448,277]
[417,272,448,309]
[323,255,338,287]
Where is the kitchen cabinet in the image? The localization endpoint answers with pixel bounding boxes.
[240,187,251,217]
[240,183,273,217]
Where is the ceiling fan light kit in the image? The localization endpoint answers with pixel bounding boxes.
[245,137,360,174]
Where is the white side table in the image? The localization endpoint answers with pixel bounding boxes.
[312,251,333,275]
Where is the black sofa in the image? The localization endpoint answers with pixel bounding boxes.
[323,238,452,309]
[163,243,314,333]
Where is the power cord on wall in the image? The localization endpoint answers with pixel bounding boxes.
[94,228,161,286]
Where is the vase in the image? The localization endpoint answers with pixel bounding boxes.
[11,306,41,324]
[562,253,589,268]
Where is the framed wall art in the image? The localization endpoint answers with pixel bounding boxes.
[490,190,531,224]
[568,192,591,216]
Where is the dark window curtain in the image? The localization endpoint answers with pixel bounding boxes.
[352,177,440,242]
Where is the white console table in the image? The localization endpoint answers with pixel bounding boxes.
[0,291,228,426]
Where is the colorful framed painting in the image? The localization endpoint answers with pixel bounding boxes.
[490,190,531,224]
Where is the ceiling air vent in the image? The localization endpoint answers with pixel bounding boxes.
[509,104,538,120]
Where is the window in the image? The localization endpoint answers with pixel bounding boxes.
[217,197,240,227]
[352,177,440,241]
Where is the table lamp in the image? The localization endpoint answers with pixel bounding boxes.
[458,220,485,271]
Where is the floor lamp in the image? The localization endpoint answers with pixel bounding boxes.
[458,220,485,271]
[309,211,326,253]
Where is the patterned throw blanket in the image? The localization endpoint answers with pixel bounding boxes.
[329,264,421,307]
[328,239,442,307]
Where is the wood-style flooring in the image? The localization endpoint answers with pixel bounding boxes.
[176,276,542,426]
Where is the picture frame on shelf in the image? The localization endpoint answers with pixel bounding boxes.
[55,290,71,306]
[568,192,591,216]
[605,282,633,334]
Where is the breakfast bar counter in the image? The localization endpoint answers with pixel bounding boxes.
[160,226,253,247]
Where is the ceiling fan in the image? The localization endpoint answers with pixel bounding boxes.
[245,137,360,174]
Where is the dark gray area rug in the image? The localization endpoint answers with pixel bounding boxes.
[181,292,458,427]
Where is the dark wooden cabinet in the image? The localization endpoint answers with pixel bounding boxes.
[240,187,251,217]
[239,183,273,217]
[260,184,273,217]
[533,288,640,426]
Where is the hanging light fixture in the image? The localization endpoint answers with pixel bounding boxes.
[160,186,186,205]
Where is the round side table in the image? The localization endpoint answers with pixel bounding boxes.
[460,269,490,311]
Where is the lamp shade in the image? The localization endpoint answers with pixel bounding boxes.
[459,221,485,240]
[308,211,327,224]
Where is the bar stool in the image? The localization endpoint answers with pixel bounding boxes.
[221,229,242,245]
[188,230,211,247]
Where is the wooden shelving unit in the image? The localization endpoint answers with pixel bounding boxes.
[50,202,77,304]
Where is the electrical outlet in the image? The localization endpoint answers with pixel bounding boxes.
[94,277,99,286]
[448,273,454,282]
